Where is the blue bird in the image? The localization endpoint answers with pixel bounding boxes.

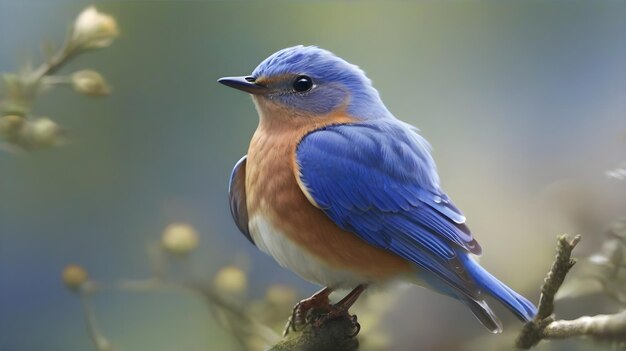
[219,45,537,334]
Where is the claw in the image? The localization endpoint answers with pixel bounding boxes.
[283,287,332,336]
[349,315,361,337]
[312,284,367,330]
[283,284,368,336]
[311,304,351,328]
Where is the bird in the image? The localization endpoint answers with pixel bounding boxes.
[218,45,537,334]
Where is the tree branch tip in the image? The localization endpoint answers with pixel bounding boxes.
[557,234,581,251]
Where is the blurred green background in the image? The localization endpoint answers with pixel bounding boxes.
[1,1,625,350]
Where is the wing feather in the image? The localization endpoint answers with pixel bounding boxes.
[229,155,254,245]
[295,120,481,296]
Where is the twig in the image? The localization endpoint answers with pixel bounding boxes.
[539,235,581,320]
[114,277,280,347]
[514,234,626,349]
[1,6,117,149]
[543,311,626,343]
[5,32,81,115]
[515,234,580,349]
[30,34,79,82]
[79,287,115,351]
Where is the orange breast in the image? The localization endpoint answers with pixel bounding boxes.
[246,103,412,281]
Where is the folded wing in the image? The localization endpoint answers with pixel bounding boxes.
[229,155,254,245]
[295,120,481,298]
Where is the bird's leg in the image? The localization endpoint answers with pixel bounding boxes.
[313,284,368,331]
[283,287,333,336]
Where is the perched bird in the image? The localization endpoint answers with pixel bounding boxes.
[219,46,536,334]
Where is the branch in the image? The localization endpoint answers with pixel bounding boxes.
[1,6,117,150]
[115,277,280,347]
[543,311,626,343]
[514,234,626,348]
[515,234,580,348]
[78,287,116,351]
[268,308,360,351]
[30,35,80,83]
[538,234,581,320]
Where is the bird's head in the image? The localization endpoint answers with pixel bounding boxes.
[219,46,390,120]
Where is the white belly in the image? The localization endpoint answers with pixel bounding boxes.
[249,214,367,289]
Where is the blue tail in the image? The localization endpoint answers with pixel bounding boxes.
[460,254,537,323]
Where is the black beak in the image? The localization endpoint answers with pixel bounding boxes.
[218,76,269,95]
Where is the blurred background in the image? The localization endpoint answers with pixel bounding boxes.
[1,1,625,350]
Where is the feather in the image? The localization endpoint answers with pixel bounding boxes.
[229,155,254,245]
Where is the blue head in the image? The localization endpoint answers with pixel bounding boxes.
[219,46,391,120]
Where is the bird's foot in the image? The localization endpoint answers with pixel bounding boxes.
[283,287,332,336]
[311,284,366,336]
[283,284,368,337]
[312,308,361,337]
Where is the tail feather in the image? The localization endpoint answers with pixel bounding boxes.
[460,296,503,333]
[461,254,538,322]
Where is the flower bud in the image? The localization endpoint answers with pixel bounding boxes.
[62,264,88,290]
[214,266,247,295]
[72,6,119,49]
[265,285,297,306]
[161,223,199,255]
[72,70,111,96]
[22,118,62,148]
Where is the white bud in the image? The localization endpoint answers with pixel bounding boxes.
[265,285,297,306]
[161,223,199,255]
[214,266,248,295]
[73,6,119,49]
[72,70,110,96]
[62,264,89,291]
[22,118,62,148]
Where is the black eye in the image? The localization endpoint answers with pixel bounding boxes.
[293,75,313,92]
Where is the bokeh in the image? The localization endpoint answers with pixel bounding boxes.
[1,1,625,351]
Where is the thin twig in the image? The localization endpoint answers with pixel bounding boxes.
[538,235,581,319]
[516,232,626,349]
[543,311,626,342]
[516,234,581,349]
[114,277,280,346]
[30,32,79,82]
[79,288,115,351]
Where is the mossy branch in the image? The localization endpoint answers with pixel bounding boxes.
[268,309,360,351]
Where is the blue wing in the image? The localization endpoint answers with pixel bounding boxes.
[296,119,482,297]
